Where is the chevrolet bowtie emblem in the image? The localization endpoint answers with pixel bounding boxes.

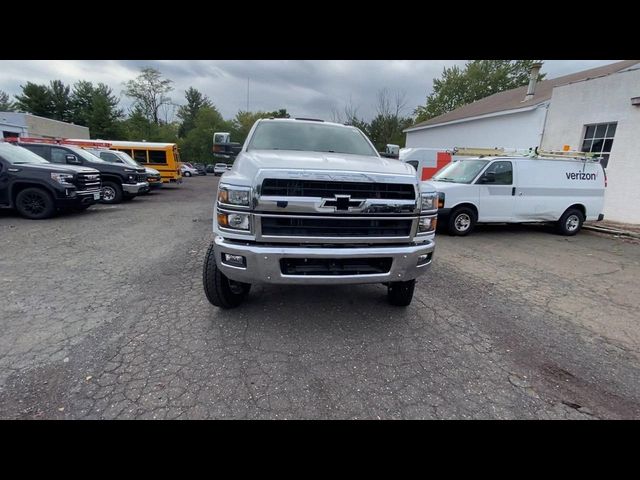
[321,194,364,211]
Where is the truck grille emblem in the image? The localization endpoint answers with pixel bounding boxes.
[321,194,365,211]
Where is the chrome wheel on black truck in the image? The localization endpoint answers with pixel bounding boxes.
[203,242,251,309]
[101,181,123,204]
[15,187,55,219]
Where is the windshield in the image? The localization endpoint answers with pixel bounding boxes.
[113,150,140,168]
[248,121,378,156]
[433,160,490,183]
[68,146,107,163]
[0,143,51,164]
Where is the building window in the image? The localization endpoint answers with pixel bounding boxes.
[582,122,616,162]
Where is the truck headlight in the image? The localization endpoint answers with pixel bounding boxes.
[218,211,251,231]
[218,184,251,207]
[127,174,136,183]
[421,192,438,212]
[418,216,437,233]
[51,173,75,186]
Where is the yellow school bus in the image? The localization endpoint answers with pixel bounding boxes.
[107,141,183,184]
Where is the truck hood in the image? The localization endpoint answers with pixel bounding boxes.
[421,179,467,193]
[236,150,416,177]
[16,163,100,174]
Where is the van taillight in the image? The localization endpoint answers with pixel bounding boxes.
[604,169,607,187]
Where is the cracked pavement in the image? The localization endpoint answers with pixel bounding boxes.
[1,176,639,419]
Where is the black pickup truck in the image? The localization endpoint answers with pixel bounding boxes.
[0,142,102,219]
[18,141,149,204]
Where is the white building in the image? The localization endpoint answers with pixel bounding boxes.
[0,112,90,140]
[404,60,640,224]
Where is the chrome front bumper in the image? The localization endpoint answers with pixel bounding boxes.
[122,182,149,194]
[214,236,435,285]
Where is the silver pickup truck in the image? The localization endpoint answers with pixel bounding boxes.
[203,118,438,308]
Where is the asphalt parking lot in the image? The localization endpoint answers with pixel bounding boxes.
[1,175,639,419]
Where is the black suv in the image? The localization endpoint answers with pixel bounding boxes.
[19,142,149,204]
[0,142,102,219]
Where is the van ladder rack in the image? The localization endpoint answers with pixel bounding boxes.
[449,146,601,162]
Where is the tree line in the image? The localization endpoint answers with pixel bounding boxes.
[0,61,542,163]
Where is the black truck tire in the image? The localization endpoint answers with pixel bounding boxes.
[203,242,251,308]
[101,181,123,204]
[387,279,416,306]
[15,187,55,219]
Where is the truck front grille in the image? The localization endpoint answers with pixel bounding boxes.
[261,179,415,200]
[261,216,412,238]
[280,257,392,276]
[75,173,101,192]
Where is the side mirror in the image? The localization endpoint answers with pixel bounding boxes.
[65,154,81,165]
[479,171,495,183]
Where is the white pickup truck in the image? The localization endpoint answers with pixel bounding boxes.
[203,118,438,308]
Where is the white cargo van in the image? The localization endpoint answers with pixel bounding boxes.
[424,155,606,236]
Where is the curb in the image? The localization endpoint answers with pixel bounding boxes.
[583,224,640,239]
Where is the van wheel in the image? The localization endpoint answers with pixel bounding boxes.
[557,208,584,236]
[387,279,416,306]
[448,207,476,236]
[15,187,55,219]
[101,181,123,204]
[203,242,251,308]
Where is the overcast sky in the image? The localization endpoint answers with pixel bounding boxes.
[0,60,619,121]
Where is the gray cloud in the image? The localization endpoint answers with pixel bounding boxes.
[0,60,619,121]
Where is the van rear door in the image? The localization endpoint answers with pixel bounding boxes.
[475,160,516,222]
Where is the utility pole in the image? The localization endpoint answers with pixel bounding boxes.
[246,78,250,112]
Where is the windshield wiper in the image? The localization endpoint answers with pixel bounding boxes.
[435,177,456,182]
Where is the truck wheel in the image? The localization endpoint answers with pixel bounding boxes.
[557,208,584,236]
[387,279,416,306]
[15,187,55,219]
[101,181,123,204]
[448,207,476,236]
[203,242,251,308]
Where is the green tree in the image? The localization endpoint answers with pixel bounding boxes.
[70,81,123,139]
[366,89,411,150]
[0,90,15,111]
[14,82,53,117]
[49,80,72,122]
[177,87,212,138]
[178,106,229,163]
[267,108,290,118]
[123,67,174,125]
[414,60,545,122]
[120,104,179,142]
